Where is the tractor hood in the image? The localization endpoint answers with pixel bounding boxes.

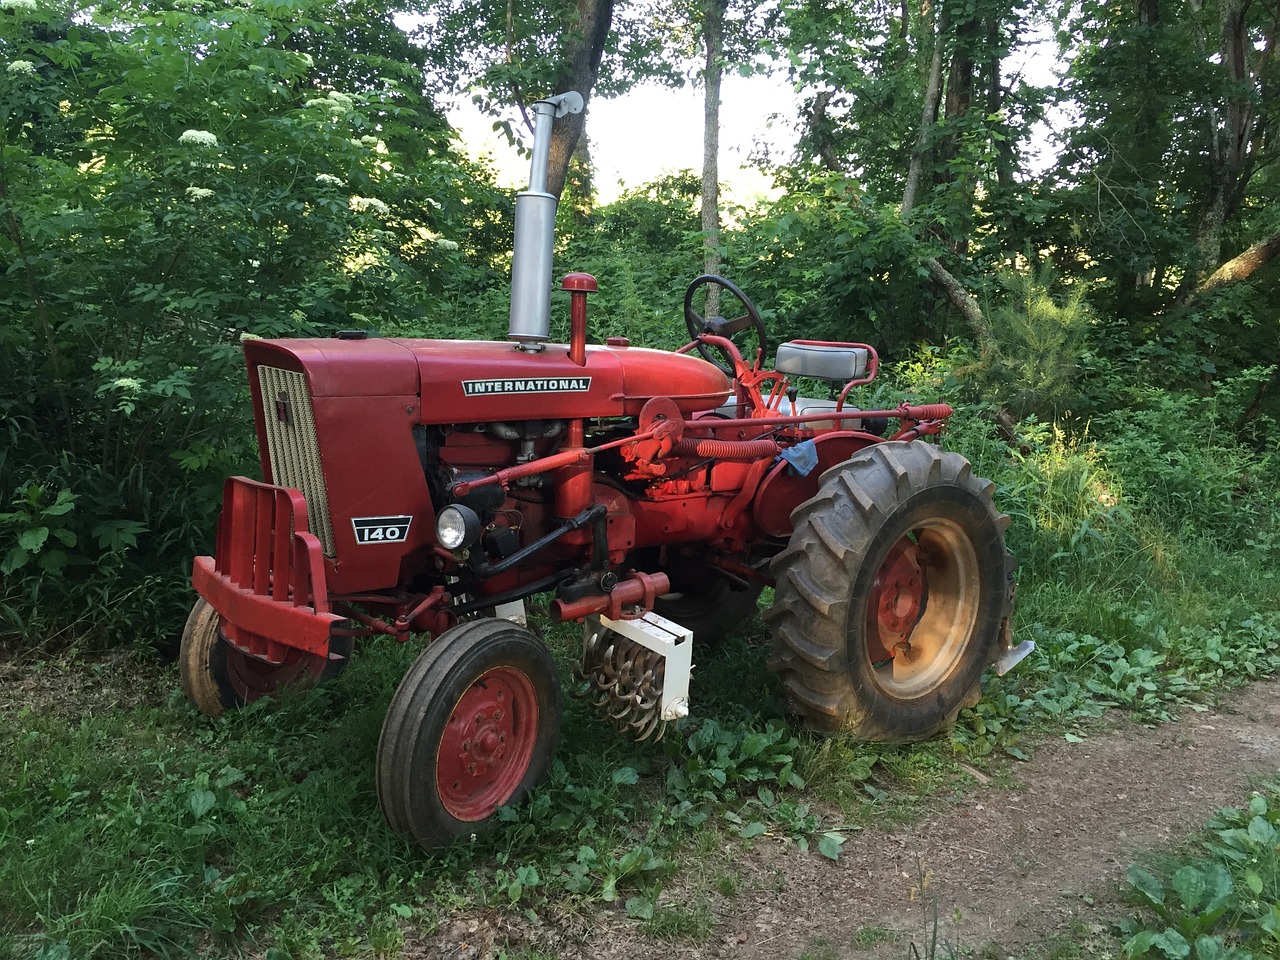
[407,338,731,421]
[243,336,731,420]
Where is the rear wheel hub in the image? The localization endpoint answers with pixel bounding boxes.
[868,537,927,661]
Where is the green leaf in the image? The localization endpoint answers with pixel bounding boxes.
[1192,935,1224,960]
[1,547,28,575]
[1200,865,1233,912]
[1247,815,1276,845]
[1248,794,1268,817]
[1128,865,1165,909]
[38,550,68,575]
[1125,931,1159,958]
[624,896,654,919]
[44,490,77,517]
[1170,866,1205,912]
[612,766,639,786]
[817,832,845,861]
[1150,929,1190,958]
[739,821,766,839]
[18,526,49,552]
[188,788,216,819]
[1244,870,1263,895]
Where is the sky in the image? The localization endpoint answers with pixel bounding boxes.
[446,74,801,205]
[444,35,1065,205]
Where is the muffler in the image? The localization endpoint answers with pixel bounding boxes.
[508,91,584,351]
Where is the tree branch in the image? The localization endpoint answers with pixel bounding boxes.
[1192,231,1280,298]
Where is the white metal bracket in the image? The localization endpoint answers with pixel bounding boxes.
[585,611,693,721]
[493,599,527,627]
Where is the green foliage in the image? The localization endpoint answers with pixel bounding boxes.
[1118,786,1280,959]
[0,0,505,648]
[962,267,1094,418]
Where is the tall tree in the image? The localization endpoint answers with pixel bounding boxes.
[701,0,728,306]
[416,0,676,198]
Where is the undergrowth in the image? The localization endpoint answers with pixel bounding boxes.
[1117,782,1280,959]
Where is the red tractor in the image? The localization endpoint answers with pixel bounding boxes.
[180,93,1031,853]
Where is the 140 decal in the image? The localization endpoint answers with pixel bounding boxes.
[352,515,413,544]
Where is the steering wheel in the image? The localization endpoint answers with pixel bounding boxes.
[683,275,769,376]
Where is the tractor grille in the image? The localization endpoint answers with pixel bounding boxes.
[256,365,336,556]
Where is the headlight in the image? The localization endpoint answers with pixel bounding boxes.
[436,504,482,551]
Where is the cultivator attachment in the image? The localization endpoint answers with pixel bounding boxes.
[576,613,692,742]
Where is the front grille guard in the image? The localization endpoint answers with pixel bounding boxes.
[192,476,343,664]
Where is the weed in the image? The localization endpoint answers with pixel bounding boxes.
[798,938,841,960]
[643,899,715,943]
[715,870,741,898]
[1118,782,1280,959]
[852,923,899,946]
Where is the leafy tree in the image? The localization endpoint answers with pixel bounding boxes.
[0,0,501,645]
[415,0,679,198]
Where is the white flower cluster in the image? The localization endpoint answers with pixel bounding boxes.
[434,238,459,251]
[305,91,354,115]
[0,0,38,11]
[7,60,36,75]
[185,186,214,200]
[349,196,390,216]
[178,129,218,149]
[314,173,343,187]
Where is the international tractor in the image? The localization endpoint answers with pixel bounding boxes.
[180,93,1032,853]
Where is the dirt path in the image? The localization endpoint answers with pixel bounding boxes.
[418,678,1280,960]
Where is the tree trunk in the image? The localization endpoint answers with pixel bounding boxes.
[805,90,843,172]
[1238,363,1280,430]
[1185,0,1268,283]
[898,0,990,346]
[901,0,944,218]
[545,0,615,199]
[925,257,990,342]
[701,0,727,316]
[985,20,1014,190]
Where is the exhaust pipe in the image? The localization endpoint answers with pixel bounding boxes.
[509,92,584,351]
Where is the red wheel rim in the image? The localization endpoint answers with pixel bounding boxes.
[867,536,927,662]
[861,520,982,699]
[436,666,539,822]
[225,645,324,702]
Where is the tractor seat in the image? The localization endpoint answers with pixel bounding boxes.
[775,342,870,382]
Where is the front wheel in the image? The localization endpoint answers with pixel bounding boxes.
[377,618,561,852]
[179,599,350,718]
[765,442,1011,739]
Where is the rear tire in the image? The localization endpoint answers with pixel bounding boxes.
[765,442,1011,739]
[179,598,351,718]
[377,618,561,852]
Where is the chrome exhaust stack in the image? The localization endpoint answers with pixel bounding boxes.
[508,92,584,351]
